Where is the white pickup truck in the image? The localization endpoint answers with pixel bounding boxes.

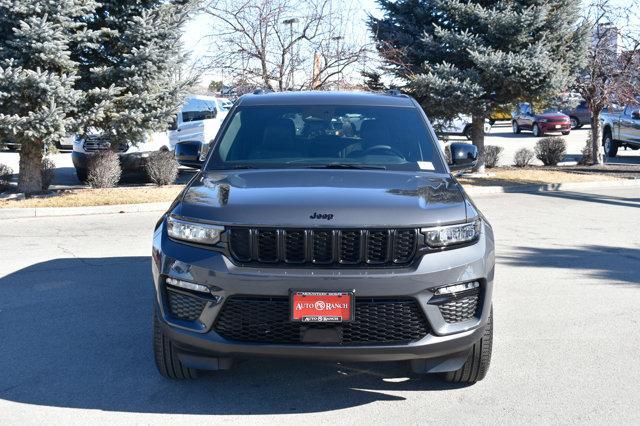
[433,114,492,140]
[169,96,232,167]
[71,96,234,181]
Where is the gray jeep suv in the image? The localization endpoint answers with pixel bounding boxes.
[151,91,495,383]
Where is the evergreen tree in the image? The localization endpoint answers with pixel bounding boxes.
[0,0,96,193]
[74,0,196,147]
[361,70,387,92]
[371,0,587,172]
[208,80,224,94]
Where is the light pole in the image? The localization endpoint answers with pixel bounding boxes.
[331,36,343,89]
[282,18,298,90]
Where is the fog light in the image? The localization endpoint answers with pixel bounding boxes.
[433,281,479,296]
[166,277,209,294]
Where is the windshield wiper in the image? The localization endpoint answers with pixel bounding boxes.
[303,163,387,170]
[209,164,255,170]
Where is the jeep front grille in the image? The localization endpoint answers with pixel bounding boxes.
[228,227,417,267]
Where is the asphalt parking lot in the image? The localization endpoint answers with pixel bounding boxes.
[455,122,639,167]
[1,186,639,424]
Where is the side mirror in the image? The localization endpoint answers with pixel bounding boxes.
[449,142,478,171]
[168,116,178,131]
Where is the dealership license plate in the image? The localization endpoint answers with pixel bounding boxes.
[291,291,354,322]
[555,124,561,129]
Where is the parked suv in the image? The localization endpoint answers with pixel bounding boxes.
[72,131,170,182]
[561,100,591,129]
[152,91,495,384]
[512,103,571,136]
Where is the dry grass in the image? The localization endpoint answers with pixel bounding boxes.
[458,167,619,187]
[0,185,183,208]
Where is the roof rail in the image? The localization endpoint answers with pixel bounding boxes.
[385,89,407,97]
[252,88,272,95]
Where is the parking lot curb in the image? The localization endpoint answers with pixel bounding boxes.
[0,202,170,219]
[463,178,640,195]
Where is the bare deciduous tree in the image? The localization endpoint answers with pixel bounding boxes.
[575,0,640,165]
[203,0,368,91]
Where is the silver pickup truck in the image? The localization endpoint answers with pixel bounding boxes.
[601,105,640,157]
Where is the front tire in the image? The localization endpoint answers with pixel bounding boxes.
[570,117,580,129]
[562,131,570,136]
[442,308,493,384]
[532,123,543,137]
[512,121,521,134]
[153,313,199,379]
[603,131,618,158]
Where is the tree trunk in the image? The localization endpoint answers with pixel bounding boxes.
[590,109,603,165]
[18,140,44,194]
[471,114,486,173]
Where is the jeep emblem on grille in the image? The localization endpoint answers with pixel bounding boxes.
[309,212,334,220]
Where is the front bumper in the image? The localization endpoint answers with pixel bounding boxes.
[152,219,495,367]
[540,122,571,133]
[72,151,151,172]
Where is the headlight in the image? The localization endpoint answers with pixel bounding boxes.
[421,220,481,248]
[167,215,223,245]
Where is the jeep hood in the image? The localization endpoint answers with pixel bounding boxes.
[176,169,469,228]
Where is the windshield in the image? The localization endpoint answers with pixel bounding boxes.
[181,98,217,122]
[207,105,445,172]
[219,98,233,111]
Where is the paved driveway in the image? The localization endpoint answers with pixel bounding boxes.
[1,186,639,424]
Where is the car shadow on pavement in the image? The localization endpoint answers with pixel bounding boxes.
[526,190,640,208]
[0,257,463,415]
[499,245,640,285]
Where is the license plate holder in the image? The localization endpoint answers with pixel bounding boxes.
[290,290,354,323]
[555,124,561,129]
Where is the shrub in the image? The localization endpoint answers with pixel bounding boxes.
[0,163,13,190]
[535,137,566,166]
[146,150,179,186]
[484,145,503,168]
[87,150,121,188]
[513,148,534,167]
[41,157,55,191]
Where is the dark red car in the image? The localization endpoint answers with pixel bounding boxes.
[512,103,571,137]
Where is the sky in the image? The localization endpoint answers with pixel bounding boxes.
[181,0,381,88]
[181,0,640,89]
